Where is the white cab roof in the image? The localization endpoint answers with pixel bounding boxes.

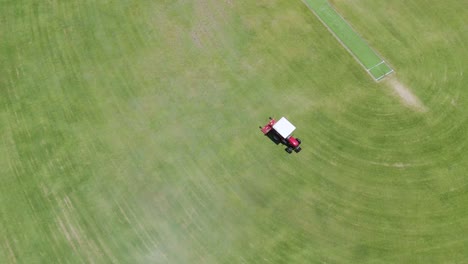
[272,117,296,138]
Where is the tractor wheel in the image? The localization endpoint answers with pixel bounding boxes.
[296,138,301,144]
[285,147,293,154]
[295,147,302,153]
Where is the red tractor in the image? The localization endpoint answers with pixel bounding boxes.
[260,117,302,154]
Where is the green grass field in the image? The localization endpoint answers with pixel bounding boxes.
[1,0,467,263]
[303,0,393,80]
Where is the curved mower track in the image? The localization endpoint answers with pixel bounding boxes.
[1,0,467,263]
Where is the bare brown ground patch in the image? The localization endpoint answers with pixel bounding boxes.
[385,77,428,112]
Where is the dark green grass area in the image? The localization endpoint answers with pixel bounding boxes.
[1,0,467,263]
[368,62,393,81]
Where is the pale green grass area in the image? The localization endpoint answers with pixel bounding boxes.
[1,0,467,263]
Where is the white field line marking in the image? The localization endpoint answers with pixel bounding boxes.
[302,2,369,73]
[322,2,389,63]
[302,1,394,81]
[375,69,394,81]
[366,60,385,71]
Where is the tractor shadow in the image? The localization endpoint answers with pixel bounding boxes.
[265,131,286,146]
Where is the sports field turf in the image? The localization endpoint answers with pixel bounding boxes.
[1,0,467,263]
[303,0,393,80]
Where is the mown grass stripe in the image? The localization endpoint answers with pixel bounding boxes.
[303,0,393,80]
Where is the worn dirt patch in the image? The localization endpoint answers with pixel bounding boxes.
[385,77,428,112]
